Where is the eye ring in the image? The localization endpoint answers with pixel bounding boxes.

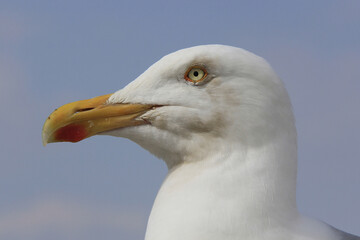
[184,66,208,84]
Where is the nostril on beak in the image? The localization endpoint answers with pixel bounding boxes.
[74,108,94,114]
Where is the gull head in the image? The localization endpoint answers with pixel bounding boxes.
[42,45,295,168]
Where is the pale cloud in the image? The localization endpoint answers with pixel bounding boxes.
[0,198,147,240]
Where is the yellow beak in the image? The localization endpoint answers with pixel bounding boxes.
[42,94,154,146]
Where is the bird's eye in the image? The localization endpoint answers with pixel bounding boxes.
[185,66,207,83]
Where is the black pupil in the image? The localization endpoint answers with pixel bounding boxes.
[193,71,199,77]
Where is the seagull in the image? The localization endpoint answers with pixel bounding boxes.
[42,45,359,240]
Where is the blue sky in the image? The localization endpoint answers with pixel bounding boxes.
[1,1,359,239]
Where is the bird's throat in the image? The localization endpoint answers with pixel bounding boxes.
[145,144,299,240]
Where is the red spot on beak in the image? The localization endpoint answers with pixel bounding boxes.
[54,124,87,142]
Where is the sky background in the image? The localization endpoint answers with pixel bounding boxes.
[0,1,359,239]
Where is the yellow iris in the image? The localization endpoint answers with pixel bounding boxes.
[185,66,207,83]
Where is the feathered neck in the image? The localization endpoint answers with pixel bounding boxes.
[145,132,299,240]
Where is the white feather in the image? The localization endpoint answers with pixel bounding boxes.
[104,45,354,240]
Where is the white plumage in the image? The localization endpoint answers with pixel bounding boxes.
[44,45,359,240]
[105,45,359,240]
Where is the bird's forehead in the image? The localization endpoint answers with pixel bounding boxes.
[150,45,264,77]
[109,45,279,104]
[159,45,238,66]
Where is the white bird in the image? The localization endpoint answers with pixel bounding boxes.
[42,45,359,240]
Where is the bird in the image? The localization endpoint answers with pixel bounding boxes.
[42,45,359,240]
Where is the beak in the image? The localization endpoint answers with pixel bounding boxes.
[42,93,154,146]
